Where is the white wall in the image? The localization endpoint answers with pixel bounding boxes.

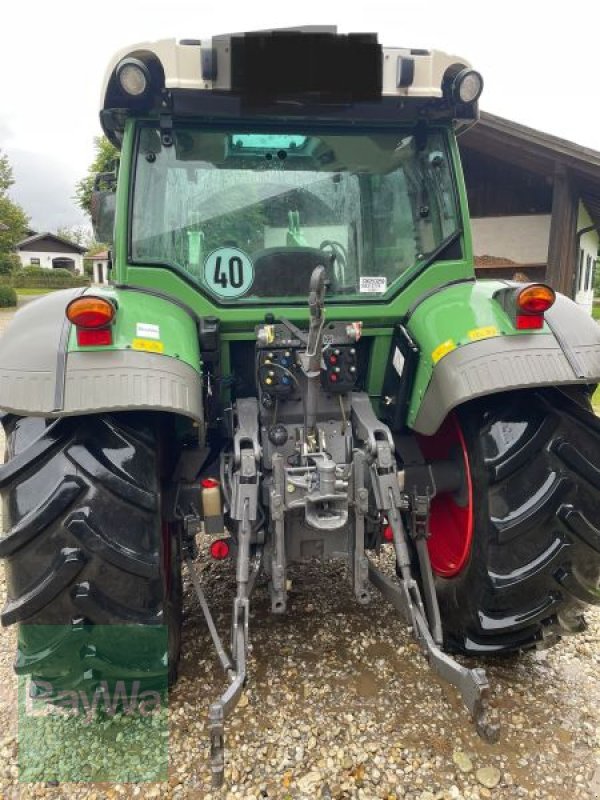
[471,215,551,264]
[92,259,110,285]
[574,203,598,314]
[471,207,597,316]
[18,249,84,274]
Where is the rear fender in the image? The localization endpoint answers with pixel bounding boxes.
[405,281,600,435]
[0,288,203,422]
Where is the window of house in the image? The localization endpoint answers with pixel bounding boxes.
[29,257,40,266]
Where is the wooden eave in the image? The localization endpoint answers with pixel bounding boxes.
[460,112,600,230]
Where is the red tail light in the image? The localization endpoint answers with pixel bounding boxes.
[516,314,544,330]
[77,328,113,346]
[383,524,394,542]
[210,539,230,560]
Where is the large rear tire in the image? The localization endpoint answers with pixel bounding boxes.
[0,413,182,696]
[421,388,600,655]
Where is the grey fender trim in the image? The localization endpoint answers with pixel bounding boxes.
[414,334,600,436]
[61,351,203,421]
[1,347,203,422]
[0,289,202,422]
[414,293,600,435]
[0,289,83,414]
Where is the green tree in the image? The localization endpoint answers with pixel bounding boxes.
[0,149,14,195]
[56,226,107,258]
[0,194,29,253]
[86,241,107,256]
[56,225,93,248]
[75,136,119,217]
[0,149,29,255]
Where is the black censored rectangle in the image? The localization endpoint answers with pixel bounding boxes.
[228,31,382,103]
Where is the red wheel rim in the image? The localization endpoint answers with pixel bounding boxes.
[417,413,473,577]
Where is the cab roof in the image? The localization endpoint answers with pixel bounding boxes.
[100,27,481,147]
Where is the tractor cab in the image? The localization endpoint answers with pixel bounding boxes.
[96,27,482,311]
[129,126,461,303]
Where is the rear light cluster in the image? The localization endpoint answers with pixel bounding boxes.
[494,283,556,331]
[66,296,115,346]
[515,284,556,330]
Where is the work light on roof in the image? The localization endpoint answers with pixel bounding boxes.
[116,57,150,97]
[452,68,484,104]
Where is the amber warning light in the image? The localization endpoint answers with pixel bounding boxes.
[514,284,555,330]
[66,296,115,346]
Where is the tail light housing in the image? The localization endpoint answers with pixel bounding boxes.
[494,283,556,331]
[516,284,556,313]
[66,296,116,346]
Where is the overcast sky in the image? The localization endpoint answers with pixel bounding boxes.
[1,0,599,233]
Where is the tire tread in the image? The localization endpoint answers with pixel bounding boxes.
[437,388,600,654]
[0,413,181,692]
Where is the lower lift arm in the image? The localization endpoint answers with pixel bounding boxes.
[366,434,499,743]
[185,398,264,788]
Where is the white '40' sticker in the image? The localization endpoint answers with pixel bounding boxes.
[204,247,254,299]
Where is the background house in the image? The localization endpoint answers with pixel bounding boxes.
[16,232,86,274]
[459,113,600,313]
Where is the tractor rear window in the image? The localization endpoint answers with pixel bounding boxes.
[131,126,461,303]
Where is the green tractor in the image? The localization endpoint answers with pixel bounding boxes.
[2,27,600,786]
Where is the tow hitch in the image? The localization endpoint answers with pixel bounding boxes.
[185,452,498,788]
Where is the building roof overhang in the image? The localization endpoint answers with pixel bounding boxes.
[16,233,87,254]
[460,112,600,231]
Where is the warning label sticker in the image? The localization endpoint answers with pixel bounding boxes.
[359,276,387,294]
[132,338,164,354]
[136,323,160,340]
[432,339,456,364]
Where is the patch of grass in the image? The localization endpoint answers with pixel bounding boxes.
[592,305,600,321]
[16,288,57,296]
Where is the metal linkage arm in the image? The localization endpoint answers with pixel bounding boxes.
[367,435,499,744]
[368,561,498,743]
[192,400,264,788]
[185,557,233,674]
[185,549,264,786]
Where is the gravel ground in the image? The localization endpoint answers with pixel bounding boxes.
[1,304,600,799]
